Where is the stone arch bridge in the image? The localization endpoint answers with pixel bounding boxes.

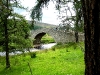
[30,28,84,44]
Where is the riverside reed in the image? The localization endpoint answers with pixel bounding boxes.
[0,42,84,75]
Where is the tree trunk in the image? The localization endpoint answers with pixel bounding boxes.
[4,0,10,68]
[81,0,100,74]
[4,18,10,68]
[75,31,78,42]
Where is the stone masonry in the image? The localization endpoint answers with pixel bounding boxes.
[30,27,84,44]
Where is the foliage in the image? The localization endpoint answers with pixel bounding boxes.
[56,0,84,33]
[31,0,84,33]
[9,14,32,49]
[72,0,84,32]
[31,0,50,21]
[0,0,32,68]
[29,24,43,30]
[0,0,32,50]
[30,52,37,58]
[41,34,55,44]
[0,13,32,52]
[52,42,84,50]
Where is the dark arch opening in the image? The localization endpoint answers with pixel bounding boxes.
[33,32,46,44]
[33,32,55,49]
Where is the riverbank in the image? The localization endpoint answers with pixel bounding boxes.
[0,42,85,75]
[0,43,56,56]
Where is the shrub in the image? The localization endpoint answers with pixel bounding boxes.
[30,52,37,58]
[51,47,55,51]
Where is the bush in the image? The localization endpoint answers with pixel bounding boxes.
[51,47,55,51]
[30,52,37,58]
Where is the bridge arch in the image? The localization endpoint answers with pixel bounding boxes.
[33,32,56,44]
[33,32,46,44]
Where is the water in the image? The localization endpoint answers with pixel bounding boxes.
[41,43,56,49]
[0,43,56,56]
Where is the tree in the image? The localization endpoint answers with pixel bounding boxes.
[0,0,32,68]
[73,0,83,42]
[31,0,100,74]
[8,13,32,51]
[1,0,11,69]
[56,0,84,42]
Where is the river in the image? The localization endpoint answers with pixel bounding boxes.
[0,43,56,56]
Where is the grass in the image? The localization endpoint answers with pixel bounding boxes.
[41,34,55,44]
[0,42,85,75]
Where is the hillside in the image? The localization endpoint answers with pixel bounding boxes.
[27,20,57,29]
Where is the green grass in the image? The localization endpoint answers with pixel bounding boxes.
[0,42,85,75]
[41,34,55,44]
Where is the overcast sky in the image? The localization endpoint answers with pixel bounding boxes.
[14,0,60,25]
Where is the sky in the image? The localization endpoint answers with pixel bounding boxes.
[14,0,60,25]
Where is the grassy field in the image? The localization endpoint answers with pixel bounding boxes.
[0,42,85,75]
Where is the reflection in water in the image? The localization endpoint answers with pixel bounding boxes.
[0,43,56,56]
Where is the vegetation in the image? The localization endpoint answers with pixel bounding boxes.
[30,24,43,30]
[0,0,32,68]
[0,42,84,75]
[56,0,83,42]
[41,34,55,44]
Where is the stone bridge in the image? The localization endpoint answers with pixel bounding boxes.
[29,21,84,44]
[30,28,84,44]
